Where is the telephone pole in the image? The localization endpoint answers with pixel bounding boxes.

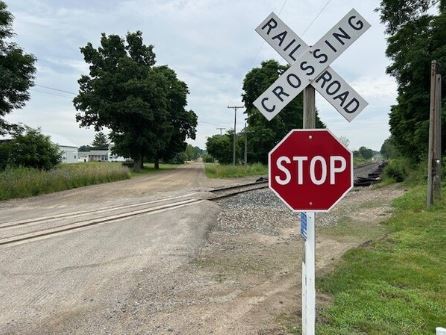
[227,105,244,165]
[427,60,442,208]
[216,127,225,135]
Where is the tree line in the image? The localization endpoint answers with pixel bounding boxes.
[377,0,445,162]
[0,1,197,172]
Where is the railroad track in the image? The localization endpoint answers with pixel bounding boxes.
[0,196,203,247]
[209,180,268,200]
[0,163,385,247]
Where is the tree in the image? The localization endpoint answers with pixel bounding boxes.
[242,60,325,164]
[338,136,350,148]
[153,66,197,168]
[358,146,374,160]
[0,1,36,135]
[73,31,197,170]
[78,145,92,152]
[7,127,61,170]
[380,136,400,159]
[91,132,109,149]
[206,133,234,164]
[377,0,446,161]
[184,144,202,161]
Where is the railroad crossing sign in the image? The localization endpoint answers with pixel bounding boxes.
[269,129,353,212]
[254,9,370,122]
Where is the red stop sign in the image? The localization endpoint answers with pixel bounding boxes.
[269,129,353,212]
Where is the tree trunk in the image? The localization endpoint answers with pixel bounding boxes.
[133,154,143,172]
[154,157,160,170]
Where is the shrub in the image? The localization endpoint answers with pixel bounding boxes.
[384,159,411,182]
[8,127,61,170]
[0,163,130,200]
[202,154,214,163]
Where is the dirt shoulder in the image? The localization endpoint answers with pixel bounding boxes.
[166,184,406,334]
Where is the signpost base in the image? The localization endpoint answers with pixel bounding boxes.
[302,212,316,335]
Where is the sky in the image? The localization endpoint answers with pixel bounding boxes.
[5,0,399,151]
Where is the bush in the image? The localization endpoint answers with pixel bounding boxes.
[0,142,10,170]
[202,154,214,163]
[0,163,130,200]
[7,127,61,170]
[383,159,411,182]
[205,163,267,178]
[167,152,187,164]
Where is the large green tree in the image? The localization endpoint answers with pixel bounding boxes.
[73,31,197,170]
[0,1,36,135]
[206,132,239,164]
[378,0,446,161]
[242,60,324,164]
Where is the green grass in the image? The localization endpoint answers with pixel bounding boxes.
[0,162,130,200]
[315,185,446,335]
[205,163,267,178]
[130,163,179,176]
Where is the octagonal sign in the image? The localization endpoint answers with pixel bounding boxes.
[269,129,353,212]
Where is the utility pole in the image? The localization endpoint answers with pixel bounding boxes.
[216,127,225,135]
[244,122,248,165]
[227,105,244,165]
[427,60,442,208]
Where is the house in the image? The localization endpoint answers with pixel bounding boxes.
[78,146,126,162]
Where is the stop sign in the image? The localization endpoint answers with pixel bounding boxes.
[269,129,353,212]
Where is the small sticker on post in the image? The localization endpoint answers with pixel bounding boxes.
[300,212,308,240]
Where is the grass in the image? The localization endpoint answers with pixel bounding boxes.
[205,163,267,178]
[315,185,446,335]
[130,163,179,176]
[0,162,131,200]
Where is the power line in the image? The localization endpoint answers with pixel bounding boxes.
[34,84,76,96]
[302,0,334,36]
[32,88,72,98]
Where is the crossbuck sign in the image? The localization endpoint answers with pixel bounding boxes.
[254,9,370,122]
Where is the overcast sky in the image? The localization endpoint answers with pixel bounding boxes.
[5,0,398,150]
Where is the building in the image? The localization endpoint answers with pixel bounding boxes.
[47,134,79,164]
[78,147,126,162]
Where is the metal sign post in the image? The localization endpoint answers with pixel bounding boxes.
[255,9,370,335]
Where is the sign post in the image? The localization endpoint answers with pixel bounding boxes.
[255,9,369,335]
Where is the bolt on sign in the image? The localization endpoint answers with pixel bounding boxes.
[254,9,370,122]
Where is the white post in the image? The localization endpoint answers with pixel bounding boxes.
[303,211,316,335]
[437,327,446,335]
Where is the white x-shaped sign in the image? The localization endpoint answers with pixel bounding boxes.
[254,9,371,122]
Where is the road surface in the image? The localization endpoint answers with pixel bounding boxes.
[0,163,227,334]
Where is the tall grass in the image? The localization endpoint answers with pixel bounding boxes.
[0,163,130,200]
[205,163,267,178]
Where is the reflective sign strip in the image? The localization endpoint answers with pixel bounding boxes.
[300,212,308,240]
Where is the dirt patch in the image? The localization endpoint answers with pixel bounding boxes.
[174,184,406,334]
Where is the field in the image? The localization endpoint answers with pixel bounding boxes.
[0,163,131,201]
[315,185,446,334]
[205,163,268,178]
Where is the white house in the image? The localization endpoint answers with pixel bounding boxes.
[47,134,79,164]
[78,146,126,162]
